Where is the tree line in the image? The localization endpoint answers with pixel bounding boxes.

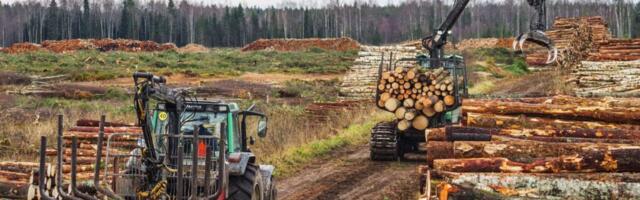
[1,0,640,48]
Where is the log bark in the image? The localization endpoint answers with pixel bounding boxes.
[462,99,640,123]
[448,125,640,141]
[0,162,38,174]
[63,132,140,140]
[76,119,136,127]
[449,141,633,163]
[466,112,640,132]
[433,146,640,173]
[436,171,640,200]
[426,141,453,166]
[68,126,141,133]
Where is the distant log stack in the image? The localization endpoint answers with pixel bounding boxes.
[588,39,640,61]
[419,96,640,199]
[339,45,420,100]
[0,119,140,199]
[526,16,609,68]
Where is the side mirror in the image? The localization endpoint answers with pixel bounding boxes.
[257,119,267,137]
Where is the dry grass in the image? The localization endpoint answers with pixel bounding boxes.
[0,96,135,160]
[250,103,376,159]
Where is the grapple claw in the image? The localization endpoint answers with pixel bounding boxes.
[513,30,558,64]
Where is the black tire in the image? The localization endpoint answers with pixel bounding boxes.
[228,164,264,200]
[267,178,277,200]
[370,122,399,161]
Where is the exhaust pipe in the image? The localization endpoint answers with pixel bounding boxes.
[55,115,82,200]
[70,136,98,200]
[92,115,124,199]
[176,143,184,200]
[191,126,200,198]
[38,136,55,200]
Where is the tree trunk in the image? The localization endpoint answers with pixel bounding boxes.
[466,112,640,132]
[68,126,141,133]
[436,171,640,199]
[447,141,634,163]
[462,99,640,124]
[434,146,640,173]
[448,124,640,141]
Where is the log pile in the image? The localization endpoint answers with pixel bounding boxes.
[339,45,420,99]
[1,39,178,54]
[526,16,609,68]
[0,119,139,199]
[241,37,360,52]
[573,60,640,97]
[419,95,640,199]
[588,39,640,61]
[0,43,45,54]
[376,66,462,131]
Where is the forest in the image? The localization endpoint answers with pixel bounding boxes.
[0,0,639,47]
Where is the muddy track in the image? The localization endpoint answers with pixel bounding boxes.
[277,144,420,200]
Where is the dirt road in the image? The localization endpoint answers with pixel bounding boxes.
[277,144,420,200]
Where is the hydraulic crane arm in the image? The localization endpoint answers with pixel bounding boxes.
[422,0,471,67]
[422,0,557,66]
[133,72,187,162]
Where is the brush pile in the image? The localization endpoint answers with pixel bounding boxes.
[0,119,139,199]
[418,95,640,199]
[0,43,44,54]
[1,39,177,54]
[376,66,463,131]
[241,37,360,52]
[41,39,95,53]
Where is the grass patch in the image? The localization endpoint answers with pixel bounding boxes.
[0,48,357,80]
[261,111,392,177]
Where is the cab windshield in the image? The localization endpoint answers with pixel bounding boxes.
[150,110,227,157]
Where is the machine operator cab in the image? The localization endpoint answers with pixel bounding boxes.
[146,101,267,167]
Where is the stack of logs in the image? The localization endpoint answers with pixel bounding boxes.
[0,119,140,199]
[419,95,640,199]
[526,16,609,67]
[377,66,460,131]
[588,39,640,61]
[573,60,640,97]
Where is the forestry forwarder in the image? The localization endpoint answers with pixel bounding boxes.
[38,72,276,199]
[370,0,558,161]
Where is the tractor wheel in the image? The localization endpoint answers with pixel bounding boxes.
[267,178,277,200]
[228,164,264,200]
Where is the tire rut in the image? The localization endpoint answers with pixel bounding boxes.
[277,145,420,200]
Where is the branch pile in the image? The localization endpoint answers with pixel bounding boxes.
[377,66,463,131]
[0,43,44,54]
[0,119,139,199]
[241,37,360,52]
[1,39,178,54]
[419,95,640,199]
